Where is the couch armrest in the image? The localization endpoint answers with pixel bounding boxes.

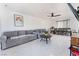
[32,32,39,39]
[0,35,7,50]
[1,35,7,42]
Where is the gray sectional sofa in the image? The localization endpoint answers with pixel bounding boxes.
[0,29,46,50]
[1,30,37,50]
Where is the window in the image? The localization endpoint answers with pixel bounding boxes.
[57,21,63,28]
[57,20,70,28]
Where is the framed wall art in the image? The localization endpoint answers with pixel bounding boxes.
[14,14,24,27]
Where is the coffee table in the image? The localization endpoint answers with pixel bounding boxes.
[40,33,51,44]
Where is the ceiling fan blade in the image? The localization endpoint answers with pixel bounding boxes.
[48,12,61,17]
[53,14,61,17]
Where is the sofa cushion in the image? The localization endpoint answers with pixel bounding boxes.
[10,34,36,40]
[4,32,12,38]
[34,29,46,33]
[11,31,18,36]
[4,31,18,38]
[26,30,33,34]
[10,35,27,40]
[18,31,26,35]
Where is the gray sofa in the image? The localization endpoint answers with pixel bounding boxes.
[1,30,37,50]
[0,29,46,50]
[33,29,47,39]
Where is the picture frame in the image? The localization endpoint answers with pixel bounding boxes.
[14,14,24,27]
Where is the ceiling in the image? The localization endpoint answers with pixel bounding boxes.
[4,3,69,19]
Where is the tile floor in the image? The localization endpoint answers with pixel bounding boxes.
[0,35,71,56]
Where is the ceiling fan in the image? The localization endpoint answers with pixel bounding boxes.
[48,12,61,17]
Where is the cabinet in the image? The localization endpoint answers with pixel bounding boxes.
[70,37,79,56]
[71,37,79,46]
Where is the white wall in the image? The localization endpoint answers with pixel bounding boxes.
[71,3,79,32]
[0,4,53,36]
[0,16,1,36]
[0,3,79,36]
[0,5,3,36]
[49,3,79,32]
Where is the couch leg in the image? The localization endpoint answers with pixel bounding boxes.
[1,43,2,50]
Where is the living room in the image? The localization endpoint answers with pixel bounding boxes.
[0,3,79,56]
